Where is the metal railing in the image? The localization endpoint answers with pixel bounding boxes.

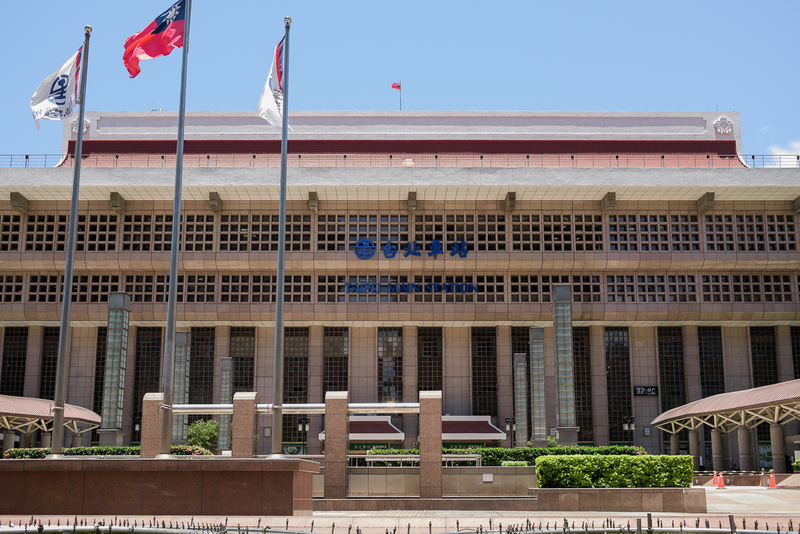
[3,153,799,169]
[170,402,420,415]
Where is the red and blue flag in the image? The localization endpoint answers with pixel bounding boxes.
[123,0,186,78]
[392,82,401,90]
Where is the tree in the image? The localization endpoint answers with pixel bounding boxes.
[187,419,218,453]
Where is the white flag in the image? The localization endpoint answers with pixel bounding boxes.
[30,49,81,130]
[257,38,288,128]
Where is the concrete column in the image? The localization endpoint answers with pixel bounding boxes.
[21,434,32,448]
[402,325,418,450]
[443,327,470,415]
[232,391,258,458]
[589,325,608,446]
[419,391,443,498]
[324,391,349,499]
[307,325,324,455]
[689,430,701,471]
[737,426,754,472]
[349,327,377,403]
[71,433,82,447]
[140,392,163,458]
[711,429,724,472]
[496,325,513,448]
[40,432,51,448]
[770,424,786,474]
[23,325,44,397]
[670,433,680,455]
[2,430,14,453]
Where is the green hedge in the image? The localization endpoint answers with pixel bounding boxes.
[3,444,212,459]
[366,445,646,466]
[793,460,800,472]
[501,461,529,466]
[535,455,693,488]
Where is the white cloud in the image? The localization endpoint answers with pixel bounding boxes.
[759,126,772,135]
[768,139,800,155]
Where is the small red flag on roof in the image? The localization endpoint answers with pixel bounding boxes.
[392,82,401,90]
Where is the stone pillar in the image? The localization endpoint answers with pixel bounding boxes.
[71,434,82,447]
[2,430,15,453]
[770,424,786,474]
[40,432,51,448]
[737,426,754,472]
[232,392,258,458]
[21,434,32,448]
[419,391,443,498]
[324,391,349,499]
[140,392,164,459]
[711,429,724,472]
[670,433,680,455]
[689,430,700,471]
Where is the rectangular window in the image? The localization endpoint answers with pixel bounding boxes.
[283,327,309,444]
[418,327,443,393]
[132,327,162,443]
[91,327,108,442]
[378,328,403,403]
[39,327,60,400]
[792,326,800,380]
[750,326,778,388]
[658,325,686,445]
[605,327,632,443]
[188,327,215,425]
[698,326,725,398]
[471,327,497,417]
[0,327,28,396]
[230,327,255,392]
[323,327,348,395]
[573,326,594,443]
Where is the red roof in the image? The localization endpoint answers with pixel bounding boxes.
[349,420,401,434]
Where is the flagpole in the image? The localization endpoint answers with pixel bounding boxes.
[47,25,92,458]
[270,15,291,457]
[159,0,193,458]
[399,79,402,111]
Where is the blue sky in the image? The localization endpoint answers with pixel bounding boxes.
[3,0,799,156]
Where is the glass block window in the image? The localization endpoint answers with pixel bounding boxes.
[697,326,725,398]
[415,214,444,244]
[657,327,686,413]
[25,214,67,251]
[230,327,255,392]
[471,327,497,417]
[76,214,117,252]
[669,214,700,252]
[607,275,636,302]
[705,214,736,251]
[221,275,250,303]
[91,327,108,442]
[28,274,60,302]
[182,275,216,303]
[378,328,403,403]
[574,214,604,251]
[730,274,793,302]
[122,214,172,252]
[125,274,169,303]
[607,214,639,251]
[380,275,409,303]
[350,275,378,303]
[249,214,280,251]
[379,214,410,245]
[413,275,441,303]
[445,214,474,246]
[0,213,21,252]
[765,214,796,251]
[443,275,474,303]
[542,275,570,302]
[573,327,594,443]
[131,327,162,443]
[0,327,27,396]
[0,275,23,303]
[510,275,541,302]
[284,275,312,303]
[317,214,346,251]
[572,275,602,302]
[38,327,60,400]
[475,214,506,251]
[87,275,120,303]
[183,214,214,252]
[476,275,504,303]
[188,327,215,424]
[323,327,349,395]
[285,214,312,251]
[511,327,533,440]
[542,214,573,251]
[791,327,800,379]
[418,327,443,393]
[348,214,378,251]
[219,214,249,251]
[318,275,347,303]
[732,213,794,252]
[283,327,309,444]
[511,214,540,251]
[667,275,698,302]
[750,326,778,388]
[605,327,633,443]
[701,274,731,302]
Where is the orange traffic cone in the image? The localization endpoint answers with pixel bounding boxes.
[768,469,776,489]
[712,470,718,486]
[717,473,726,489]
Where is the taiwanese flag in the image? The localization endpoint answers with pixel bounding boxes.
[123,0,186,78]
[392,82,401,90]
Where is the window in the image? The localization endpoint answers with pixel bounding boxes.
[38,327,60,401]
[378,328,403,403]
[605,327,632,443]
[573,327,594,443]
[0,327,27,396]
[418,327,443,393]
[188,327,215,424]
[472,327,497,417]
[283,327,309,444]
[131,327,162,442]
[230,327,255,392]
[323,327,349,395]
[91,327,108,442]
[698,326,725,398]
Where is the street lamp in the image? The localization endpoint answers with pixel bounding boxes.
[505,417,516,448]
[622,416,636,447]
[297,417,310,454]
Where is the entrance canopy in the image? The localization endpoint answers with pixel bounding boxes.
[318,415,405,442]
[651,379,800,434]
[0,394,101,435]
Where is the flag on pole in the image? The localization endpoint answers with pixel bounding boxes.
[30,49,82,129]
[123,0,186,78]
[257,38,287,127]
[392,82,401,90]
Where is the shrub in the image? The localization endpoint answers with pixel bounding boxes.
[187,419,219,453]
[792,460,800,472]
[3,444,213,459]
[535,455,693,488]
[501,460,529,466]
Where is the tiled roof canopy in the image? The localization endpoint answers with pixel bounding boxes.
[651,379,800,434]
[0,394,101,435]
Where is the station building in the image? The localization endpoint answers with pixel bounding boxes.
[1,110,799,467]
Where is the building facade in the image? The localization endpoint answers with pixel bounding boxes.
[1,111,799,466]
